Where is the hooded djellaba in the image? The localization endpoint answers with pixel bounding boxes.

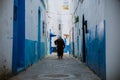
[54,36,65,59]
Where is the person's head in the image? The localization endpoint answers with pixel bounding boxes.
[58,35,62,39]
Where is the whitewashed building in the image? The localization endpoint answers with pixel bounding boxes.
[0,0,48,78]
[70,0,120,80]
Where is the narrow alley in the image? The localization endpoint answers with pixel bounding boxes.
[9,53,100,80]
[0,0,120,80]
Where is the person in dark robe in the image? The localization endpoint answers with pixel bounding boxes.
[54,36,65,59]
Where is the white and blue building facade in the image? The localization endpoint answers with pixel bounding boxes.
[0,0,48,76]
[70,0,120,80]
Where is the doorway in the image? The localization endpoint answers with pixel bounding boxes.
[82,15,87,63]
[12,0,25,73]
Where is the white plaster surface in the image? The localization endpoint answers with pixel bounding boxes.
[25,0,46,41]
[105,0,120,80]
[0,0,13,72]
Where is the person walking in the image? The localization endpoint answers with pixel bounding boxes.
[54,36,65,59]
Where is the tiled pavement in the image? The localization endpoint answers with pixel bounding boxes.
[9,53,101,80]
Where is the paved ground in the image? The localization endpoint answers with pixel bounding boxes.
[9,53,101,80]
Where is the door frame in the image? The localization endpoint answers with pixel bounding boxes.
[82,15,86,63]
[12,0,25,73]
[37,7,41,59]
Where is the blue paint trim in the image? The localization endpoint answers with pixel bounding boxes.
[12,0,25,74]
[17,0,25,70]
[12,0,18,73]
[38,7,41,59]
[50,30,56,54]
[50,30,52,54]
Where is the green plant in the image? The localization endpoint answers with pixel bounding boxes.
[74,16,79,23]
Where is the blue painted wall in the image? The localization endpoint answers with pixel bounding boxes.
[64,45,70,53]
[40,42,47,58]
[86,21,106,80]
[24,6,47,69]
[25,39,47,68]
[12,0,47,74]
[25,39,37,67]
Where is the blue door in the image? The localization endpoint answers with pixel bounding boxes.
[12,0,25,73]
[37,7,41,59]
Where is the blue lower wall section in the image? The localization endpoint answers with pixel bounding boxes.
[86,21,106,80]
[25,39,47,68]
[70,21,106,80]
[25,39,37,67]
[40,42,47,58]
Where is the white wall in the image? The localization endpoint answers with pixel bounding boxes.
[74,0,104,57]
[25,0,46,41]
[0,0,13,73]
[74,0,105,79]
[25,0,38,41]
[105,0,120,80]
[73,0,120,79]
